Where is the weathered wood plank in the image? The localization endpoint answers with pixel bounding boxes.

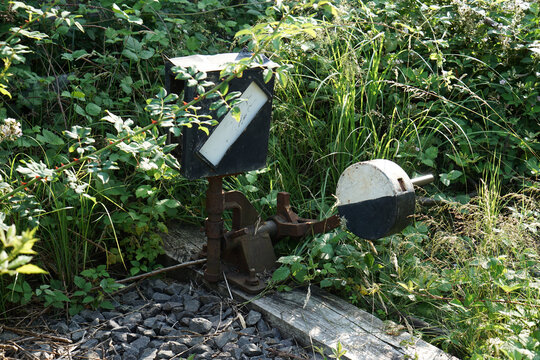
[229,285,458,360]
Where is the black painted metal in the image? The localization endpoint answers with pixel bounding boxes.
[338,191,415,240]
[165,55,275,180]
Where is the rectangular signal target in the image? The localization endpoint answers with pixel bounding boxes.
[197,82,269,168]
[165,53,276,180]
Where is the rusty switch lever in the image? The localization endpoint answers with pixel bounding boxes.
[204,180,340,293]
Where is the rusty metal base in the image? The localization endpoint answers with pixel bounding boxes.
[222,267,270,294]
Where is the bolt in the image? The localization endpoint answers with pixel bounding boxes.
[245,268,259,286]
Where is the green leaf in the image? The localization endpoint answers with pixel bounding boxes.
[139,49,155,60]
[272,266,290,282]
[85,103,101,116]
[74,276,86,289]
[263,68,273,83]
[100,301,115,310]
[320,279,332,288]
[121,76,133,94]
[216,105,228,119]
[186,36,201,51]
[16,264,47,274]
[231,106,241,122]
[97,172,109,184]
[37,129,64,146]
[278,255,302,265]
[122,49,139,61]
[74,104,86,116]
[71,91,85,100]
[135,185,155,198]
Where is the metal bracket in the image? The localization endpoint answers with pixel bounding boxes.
[202,178,340,293]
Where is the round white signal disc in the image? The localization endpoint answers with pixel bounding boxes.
[336,159,415,239]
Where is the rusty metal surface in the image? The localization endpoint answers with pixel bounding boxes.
[203,181,340,292]
[204,176,224,282]
[222,232,276,274]
[273,192,340,239]
[224,190,260,230]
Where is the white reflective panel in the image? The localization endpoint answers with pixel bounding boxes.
[198,81,268,167]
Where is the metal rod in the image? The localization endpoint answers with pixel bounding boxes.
[411,174,435,187]
[205,176,224,282]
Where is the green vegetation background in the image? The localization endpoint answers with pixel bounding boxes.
[0,0,539,359]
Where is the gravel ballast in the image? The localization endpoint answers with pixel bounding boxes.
[0,278,318,360]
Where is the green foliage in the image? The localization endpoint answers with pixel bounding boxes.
[0,223,46,276]
[262,1,539,358]
[0,0,329,316]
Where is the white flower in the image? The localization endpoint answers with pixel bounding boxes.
[0,118,22,142]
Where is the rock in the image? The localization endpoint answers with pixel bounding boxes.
[130,335,150,353]
[94,330,111,341]
[140,348,158,360]
[152,292,171,303]
[149,339,164,348]
[241,327,257,335]
[162,301,183,312]
[142,304,162,318]
[200,294,221,304]
[122,313,143,328]
[122,292,139,303]
[85,350,102,360]
[0,331,18,341]
[214,330,238,349]
[189,317,213,334]
[157,349,175,359]
[257,319,270,332]
[138,326,156,337]
[152,279,168,292]
[102,311,122,319]
[70,315,86,325]
[80,338,99,350]
[164,341,188,353]
[51,321,69,334]
[246,310,262,326]
[189,344,213,355]
[71,329,86,342]
[112,331,129,342]
[3,279,314,360]
[184,298,200,313]
[143,316,160,329]
[159,325,175,335]
[278,338,294,348]
[81,309,105,323]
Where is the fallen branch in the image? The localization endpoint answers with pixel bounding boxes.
[116,258,207,285]
[0,325,72,344]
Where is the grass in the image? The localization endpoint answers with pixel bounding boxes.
[261,2,540,358]
[1,0,538,358]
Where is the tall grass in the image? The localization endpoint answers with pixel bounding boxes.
[269,22,456,215]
